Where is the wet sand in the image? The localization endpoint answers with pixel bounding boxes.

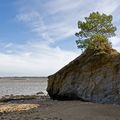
[0,96,120,120]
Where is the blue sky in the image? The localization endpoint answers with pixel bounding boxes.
[0,0,120,76]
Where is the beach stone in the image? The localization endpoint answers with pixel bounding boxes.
[47,44,120,104]
[36,92,44,95]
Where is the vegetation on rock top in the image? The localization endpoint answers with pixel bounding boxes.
[75,12,117,53]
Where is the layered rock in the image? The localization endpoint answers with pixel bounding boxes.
[47,44,120,104]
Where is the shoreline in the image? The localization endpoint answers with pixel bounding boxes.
[0,94,120,120]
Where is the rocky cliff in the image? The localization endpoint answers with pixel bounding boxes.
[47,44,120,104]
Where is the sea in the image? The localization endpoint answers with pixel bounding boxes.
[0,77,48,98]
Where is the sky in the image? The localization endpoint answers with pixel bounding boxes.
[0,0,120,76]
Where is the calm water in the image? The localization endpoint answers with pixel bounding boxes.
[0,77,48,98]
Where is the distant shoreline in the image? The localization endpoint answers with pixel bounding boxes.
[0,77,48,81]
[0,76,48,79]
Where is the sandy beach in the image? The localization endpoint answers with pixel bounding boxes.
[0,95,120,120]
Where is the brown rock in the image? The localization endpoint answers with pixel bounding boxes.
[47,43,120,104]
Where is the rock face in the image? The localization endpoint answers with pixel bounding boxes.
[47,45,120,104]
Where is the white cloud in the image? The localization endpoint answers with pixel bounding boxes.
[95,0,119,14]
[4,43,13,49]
[15,0,120,45]
[16,11,54,44]
[16,11,40,22]
[0,43,79,76]
[110,37,120,52]
[45,0,83,14]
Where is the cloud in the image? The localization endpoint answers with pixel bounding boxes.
[110,37,120,52]
[0,43,79,76]
[16,0,120,44]
[45,0,83,14]
[16,10,77,43]
[4,43,13,49]
[95,0,119,14]
[16,11,53,44]
[16,11,40,22]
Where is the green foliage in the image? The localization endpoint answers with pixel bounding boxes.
[75,12,116,51]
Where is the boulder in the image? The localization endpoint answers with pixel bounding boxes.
[47,44,120,104]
